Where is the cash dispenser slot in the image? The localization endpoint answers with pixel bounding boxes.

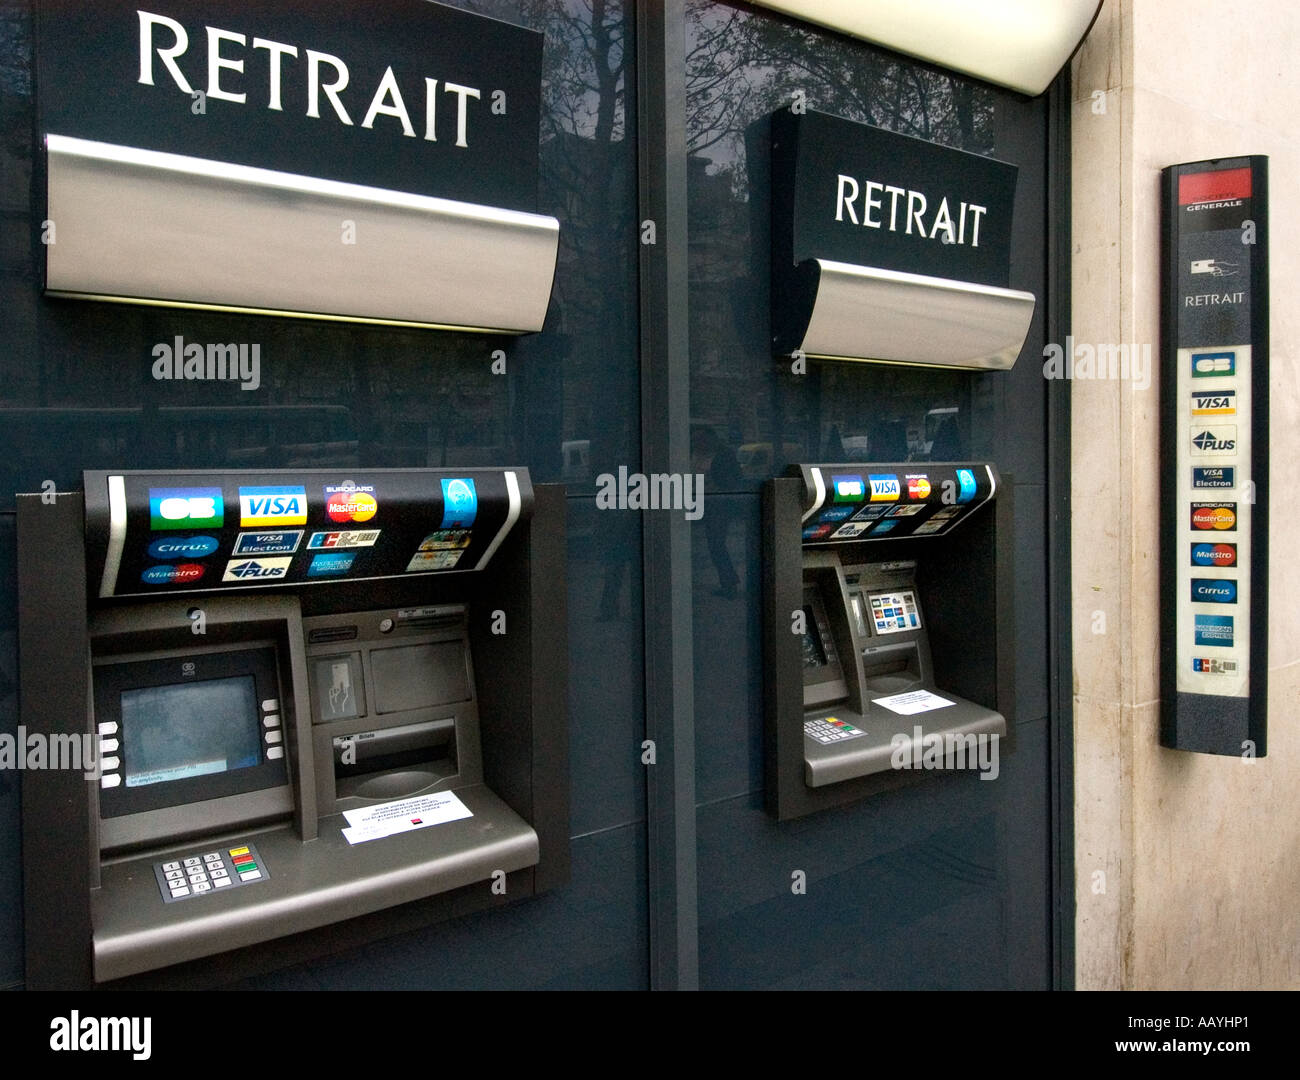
[764,462,1015,819]
[17,467,569,988]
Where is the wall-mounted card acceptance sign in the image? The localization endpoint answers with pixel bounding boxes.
[1160,156,1269,757]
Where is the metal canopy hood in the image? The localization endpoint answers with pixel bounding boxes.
[793,259,1036,370]
[44,134,560,333]
[750,0,1103,97]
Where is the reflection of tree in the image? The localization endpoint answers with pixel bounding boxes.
[686,0,994,196]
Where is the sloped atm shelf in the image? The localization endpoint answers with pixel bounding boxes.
[44,134,560,332]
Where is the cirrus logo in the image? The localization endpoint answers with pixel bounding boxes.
[142,563,206,585]
[147,535,219,560]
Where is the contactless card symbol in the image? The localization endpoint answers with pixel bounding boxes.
[1191,543,1237,568]
[238,486,307,527]
[832,474,865,502]
[324,481,377,523]
[867,474,900,502]
[1190,503,1236,530]
[956,468,977,503]
[142,563,205,585]
[147,535,219,560]
[1191,351,1235,377]
[1193,614,1233,647]
[1190,427,1236,455]
[1191,578,1237,604]
[440,478,478,528]
[1191,389,1236,416]
[1192,466,1235,489]
[307,552,355,578]
[149,487,223,530]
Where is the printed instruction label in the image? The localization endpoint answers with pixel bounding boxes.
[871,690,955,716]
[340,791,473,845]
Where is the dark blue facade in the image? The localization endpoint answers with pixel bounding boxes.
[0,0,1064,989]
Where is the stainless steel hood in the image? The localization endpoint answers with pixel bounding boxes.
[792,259,1036,370]
[44,134,560,333]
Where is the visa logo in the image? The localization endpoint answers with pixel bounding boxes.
[1192,466,1234,489]
[867,474,900,501]
[1191,390,1235,415]
[239,486,307,527]
[1191,351,1235,377]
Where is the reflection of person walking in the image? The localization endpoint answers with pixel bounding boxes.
[693,428,740,599]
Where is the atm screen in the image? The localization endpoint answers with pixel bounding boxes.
[122,677,261,788]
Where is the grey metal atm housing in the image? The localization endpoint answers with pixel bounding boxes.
[17,468,568,989]
[764,463,1015,820]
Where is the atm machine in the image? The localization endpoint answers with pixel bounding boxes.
[17,468,567,988]
[764,463,1014,820]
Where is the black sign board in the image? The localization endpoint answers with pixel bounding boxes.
[771,110,1019,290]
[84,468,530,598]
[38,0,543,212]
[1159,156,1269,756]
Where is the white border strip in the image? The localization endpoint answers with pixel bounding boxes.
[474,471,523,571]
[801,468,827,524]
[99,474,127,598]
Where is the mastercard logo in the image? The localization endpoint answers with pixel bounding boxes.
[327,492,378,523]
[907,477,931,499]
[1191,505,1235,530]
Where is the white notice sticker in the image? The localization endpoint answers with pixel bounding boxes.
[871,690,955,716]
[340,791,473,846]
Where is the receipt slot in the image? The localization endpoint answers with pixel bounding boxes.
[17,468,567,987]
[763,463,1014,820]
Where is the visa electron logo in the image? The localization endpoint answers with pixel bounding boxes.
[906,475,931,500]
[147,535,219,560]
[831,474,865,503]
[1191,351,1235,377]
[142,563,205,585]
[868,474,900,501]
[956,468,977,503]
[324,482,377,523]
[1192,466,1234,489]
[1191,543,1236,567]
[149,487,223,530]
[1190,427,1236,454]
[239,485,307,527]
[1191,578,1237,604]
[440,478,478,528]
[232,531,303,556]
[222,557,292,582]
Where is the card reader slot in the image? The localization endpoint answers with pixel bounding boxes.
[332,717,458,801]
[861,639,922,694]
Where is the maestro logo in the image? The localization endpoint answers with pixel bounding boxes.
[149,487,223,530]
[142,563,205,585]
[1191,543,1237,568]
[1191,351,1235,377]
[831,474,865,503]
[222,557,292,582]
[147,535,219,560]
[440,478,478,528]
[239,486,307,527]
[1191,578,1237,604]
[324,481,378,523]
[1191,503,1236,530]
[867,474,900,502]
